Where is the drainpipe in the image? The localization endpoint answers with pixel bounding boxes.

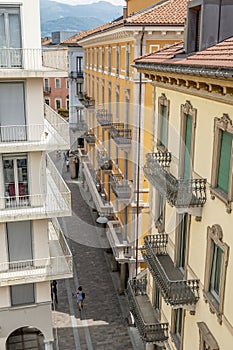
[135,27,145,277]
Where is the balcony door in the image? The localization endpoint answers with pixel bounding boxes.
[0,82,26,141]
[0,6,22,67]
[7,221,33,268]
[3,155,29,207]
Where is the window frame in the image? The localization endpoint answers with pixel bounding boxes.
[55,98,61,110]
[55,78,61,89]
[210,113,233,213]
[116,45,120,76]
[157,93,170,152]
[154,191,165,233]
[171,308,184,349]
[197,322,219,350]
[108,46,111,74]
[175,213,190,274]
[179,100,197,179]
[126,44,130,78]
[203,224,229,324]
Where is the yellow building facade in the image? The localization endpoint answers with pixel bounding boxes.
[133,0,233,348]
[77,0,188,293]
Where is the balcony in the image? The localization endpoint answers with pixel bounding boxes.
[0,155,71,222]
[110,123,132,148]
[110,174,131,199]
[69,71,84,80]
[0,218,73,286]
[77,148,89,164]
[0,48,67,78]
[106,221,132,262]
[0,104,70,153]
[142,234,199,309]
[96,109,112,127]
[126,277,169,344]
[84,132,96,145]
[82,162,113,216]
[97,148,112,171]
[143,152,207,217]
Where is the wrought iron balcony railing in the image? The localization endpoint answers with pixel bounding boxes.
[82,162,113,216]
[106,221,132,262]
[0,218,72,286]
[142,234,199,308]
[126,277,169,343]
[97,149,112,170]
[69,71,84,79]
[110,174,131,199]
[96,109,113,127]
[144,152,207,209]
[110,123,132,145]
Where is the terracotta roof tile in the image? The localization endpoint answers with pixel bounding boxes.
[135,37,233,70]
[128,0,190,25]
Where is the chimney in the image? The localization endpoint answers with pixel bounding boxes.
[123,6,128,19]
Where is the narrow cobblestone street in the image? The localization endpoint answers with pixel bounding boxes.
[50,154,144,350]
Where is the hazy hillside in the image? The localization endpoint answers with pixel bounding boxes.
[40,0,123,37]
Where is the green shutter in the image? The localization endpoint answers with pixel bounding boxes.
[183,115,192,179]
[217,131,233,193]
[161,105,167,147]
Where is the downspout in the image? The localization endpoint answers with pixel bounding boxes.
[135,26,145,277]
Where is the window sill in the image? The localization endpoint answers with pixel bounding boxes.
[210,187,232,213]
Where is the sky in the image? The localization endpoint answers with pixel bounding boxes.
[52,0,125,5]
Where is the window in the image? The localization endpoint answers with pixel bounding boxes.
[102,80,105,106]
[76,82,82,95]
[197,322,219,350]
[3,155,29,207]
[76,56,82,73]
[7,221,32,267]
[210,114,233,212]
[171,308,183,349]
[0,6,22,68]
[96,48,99,70]
[124,89,130,126]
[154,284,161,320]
[55,78,61,89]
[108,46,111,74]
[126,44,130,78]
[102,47,105,72]
[11,284,35,306]
[176,213,189,272]
[88,48,90,69]
[55,99,61,110]
[116,45,120,75]
[44,78,50,92]
[45,98,50,106]
[154,192,165,233]
[66,78,69,89]
[66,98,69,110]
[203,224,229,324]
[179,101,197,179]
[96,78,99,105]
[0,82,26,141]
[186,4,202,54]
[157,94,170,151]
[92,48,94,69]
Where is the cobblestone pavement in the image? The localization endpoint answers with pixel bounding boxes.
[51,154,145,350]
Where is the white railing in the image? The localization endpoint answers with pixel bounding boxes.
[44,104,70,146]
[107,220,132,262]
[0,124,45,143]
[0,218,72,284]
[0,157,71,221]
[0,48,67,71]
[83,162,113,216]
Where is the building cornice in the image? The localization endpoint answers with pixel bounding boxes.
[78,25,184,47]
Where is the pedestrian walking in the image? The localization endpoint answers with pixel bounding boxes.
[72,286,85,311]
[51,280,58,305]
[66,158,70,172]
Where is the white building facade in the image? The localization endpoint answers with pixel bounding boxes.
[0,1,72,349]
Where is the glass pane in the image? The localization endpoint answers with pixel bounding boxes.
[11,284,34,306]
[183,114,192,179]
[161,105,167,147]
[210,243,223,300]
[3,159,15,196]
[0,13,6,47]
[175,308,182,337]
[178,213,188,270]
[17,158,28,196]
[8,13,21,48]
[217,131,233,193]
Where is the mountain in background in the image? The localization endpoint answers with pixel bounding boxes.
[40,0,123,37]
